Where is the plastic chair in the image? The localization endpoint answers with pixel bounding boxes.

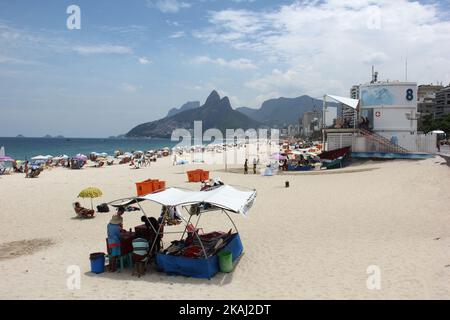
[105,239,133,272]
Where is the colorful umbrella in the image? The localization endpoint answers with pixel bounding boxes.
[74,154,87,161]
[271,153,286,160]
[78,187,103,210]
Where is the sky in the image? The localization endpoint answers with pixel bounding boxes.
[1,0,450,138]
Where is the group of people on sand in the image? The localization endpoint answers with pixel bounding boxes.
[106,206,163,277]
[244,158,258,174]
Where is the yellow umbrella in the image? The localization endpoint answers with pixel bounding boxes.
[78,187,103,210]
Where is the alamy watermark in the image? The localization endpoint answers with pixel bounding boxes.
[366,265,381,290]
[66,5,81,30]
[171,121,280,166]
[66,265,81,290]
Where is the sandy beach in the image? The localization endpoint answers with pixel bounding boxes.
[1,154,450,300]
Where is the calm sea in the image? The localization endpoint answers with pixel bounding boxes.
[0,137,178,160]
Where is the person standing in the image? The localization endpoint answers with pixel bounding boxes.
[253,158,257,174]
[107,215,123,272]
[244,159,248,174]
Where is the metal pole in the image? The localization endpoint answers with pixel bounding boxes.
[223,209,239,234]
[322,95,327,150]
[179,206,193,241]
[224,143,228,172]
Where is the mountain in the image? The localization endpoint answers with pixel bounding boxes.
[236,95,339,127]
[166,101,200,117]
[126,90,262,138]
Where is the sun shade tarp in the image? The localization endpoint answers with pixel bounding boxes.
[139,185,256,216]
[326,94,359,109]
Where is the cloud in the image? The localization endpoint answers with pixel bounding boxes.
[362,52,389,65]
[0,55,37,65]
[121,83,140,93]
[169,31,185,38]
[192,56,257,70]
[195,0,450,100]
[139,56,151,64]
[73,45,133,55]
[147,0,191,13]
[95,25,148,34]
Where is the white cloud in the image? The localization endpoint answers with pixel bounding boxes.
[147,0,191,13]
[169,31,185,38]
[73,45,133,55]
[0,55,37,65]
[139,56,151,64]
[192,56,257,70]
[121,83,140,93]
[195,0,450,101]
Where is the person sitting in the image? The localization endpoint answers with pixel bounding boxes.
[132,237,149,278]
[73,202,95,218]
[141,216,163,254]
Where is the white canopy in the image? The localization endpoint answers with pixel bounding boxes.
[0,147,5,158]
[326,94,359,110]
[31,155,50,160]
[138,185,256,216]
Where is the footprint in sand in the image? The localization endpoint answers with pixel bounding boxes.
[0,238,55,261]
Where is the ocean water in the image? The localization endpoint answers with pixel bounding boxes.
[0,137,178,160]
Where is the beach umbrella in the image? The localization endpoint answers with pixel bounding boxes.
[74,154,87,161]
[0,156,14,162]
[31,155,49,161]
[78,187,103,210]
[271,153,286,160]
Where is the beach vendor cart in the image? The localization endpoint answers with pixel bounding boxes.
[108,185,256,279]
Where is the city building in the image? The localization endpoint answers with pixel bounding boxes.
[434,86,450,120]
[417,84,443,119]
[350,85,360,99]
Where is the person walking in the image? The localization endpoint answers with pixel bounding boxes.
[244,159,248,174]
[253,158,257,174]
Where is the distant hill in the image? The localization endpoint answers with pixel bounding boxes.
[126,91,262,138]
[236,95,339,127]
[166,101,200,117]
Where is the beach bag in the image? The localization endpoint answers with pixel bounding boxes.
[97,203,110,213]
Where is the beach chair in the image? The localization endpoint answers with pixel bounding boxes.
[94,161,104,168]
[0,167,5,175]
[72,203,95,219]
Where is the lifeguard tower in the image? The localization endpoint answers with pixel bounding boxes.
[322,71,437,158]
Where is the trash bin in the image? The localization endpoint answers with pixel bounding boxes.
[218,250,233,273]
[90,252,105,274]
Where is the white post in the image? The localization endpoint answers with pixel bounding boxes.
[322,95,327,150]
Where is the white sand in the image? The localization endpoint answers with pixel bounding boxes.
[1,155,450,299]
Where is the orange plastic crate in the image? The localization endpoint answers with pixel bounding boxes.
[136,180,154,196]
[157,181,166,191]
[201,170,209,181]
[187,171,196,182]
